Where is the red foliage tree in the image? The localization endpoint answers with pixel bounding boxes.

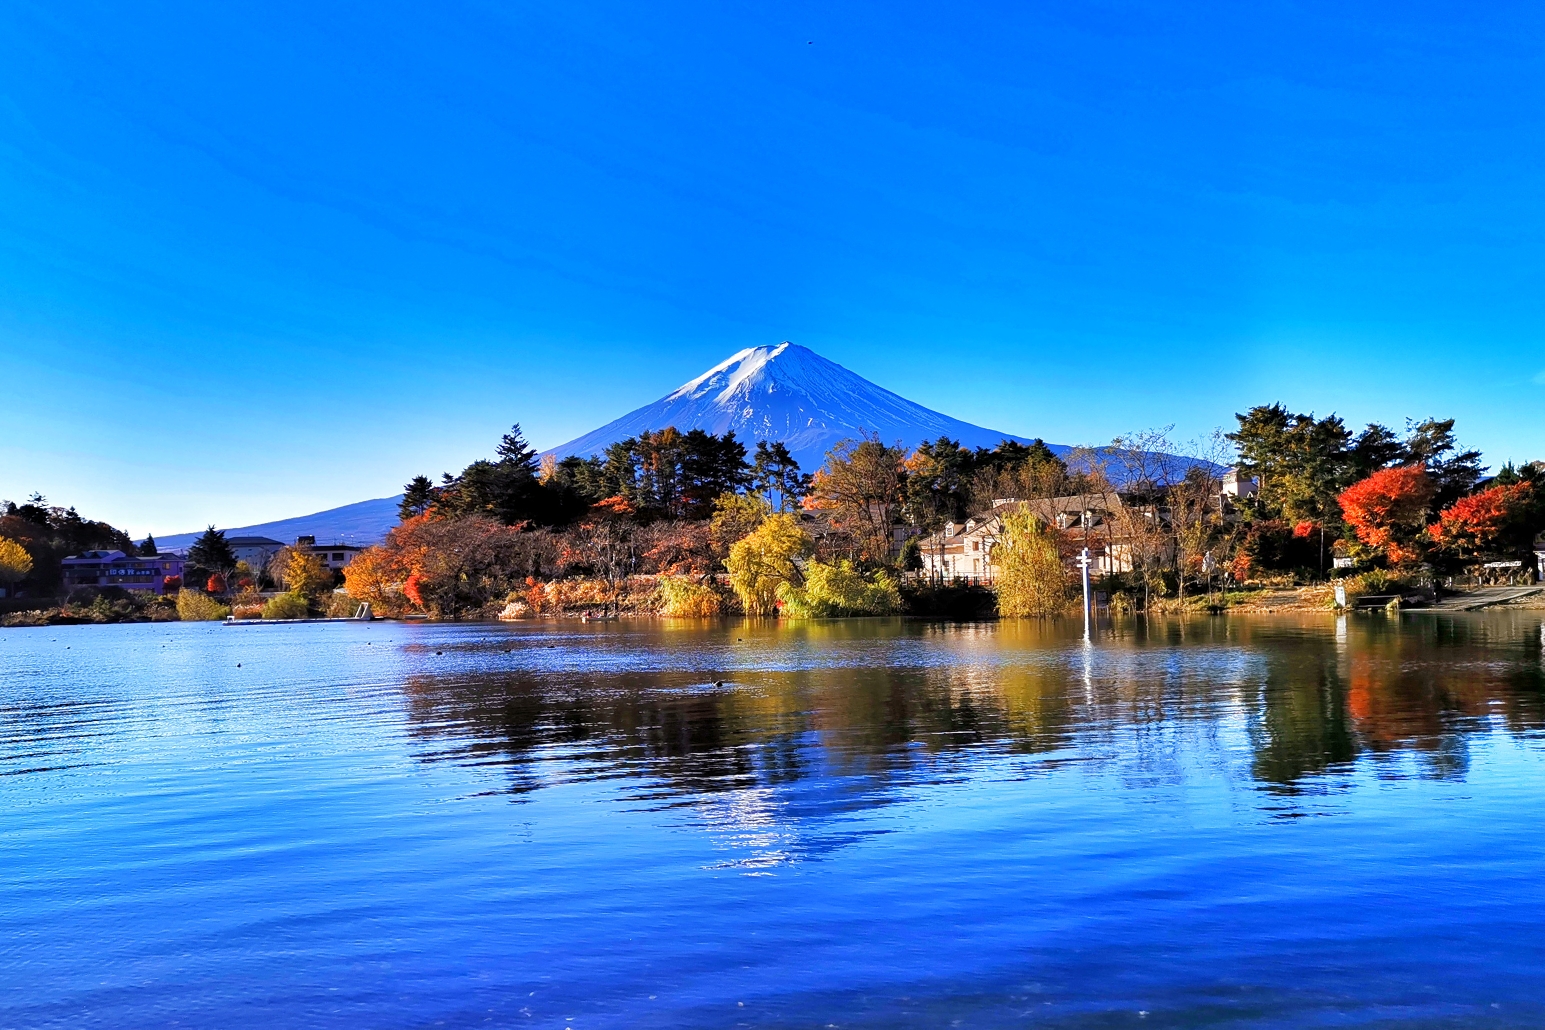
[344,513,552,618]
[1337,464,1434,565]
[1428,482,1533,558]
[206,573,227,594]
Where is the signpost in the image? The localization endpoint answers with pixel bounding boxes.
[1081,552,1093,639]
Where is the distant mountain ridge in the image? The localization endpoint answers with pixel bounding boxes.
[543,342,1054,471]
[153,343,1055,546]
[152,496,402,550]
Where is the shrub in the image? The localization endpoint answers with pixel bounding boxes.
[656,576,725,617]
[176,589,231,621]
[324,591,361,618]
[1342,569,1405,602]
[778,560,900,618]
[261,592,311,620]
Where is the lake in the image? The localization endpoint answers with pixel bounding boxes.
[3,614,1545,1028]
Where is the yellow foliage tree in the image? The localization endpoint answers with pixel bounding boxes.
[995,507,1067,617]
[709,492,770,557]
[726,513,811,616]
[0,537,33,594]
[282,549,334,598]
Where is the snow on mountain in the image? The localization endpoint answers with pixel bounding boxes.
[544,342,1053,472]
[152,344,1058,546]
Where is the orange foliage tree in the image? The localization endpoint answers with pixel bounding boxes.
[1336,464,1434,566]
[344,513,538,618]
[1427,482,1533,560]
[802,436,905,564]
[561,496,638,614]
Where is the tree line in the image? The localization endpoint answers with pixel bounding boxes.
[5,401,1539,624]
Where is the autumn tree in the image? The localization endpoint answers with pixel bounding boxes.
[565,496,639,615]
[1428,482,1535,562]
[726,513,811,616]
[281,547,335,597]
[804,435,905,564]
[0,537,33,596]
[777,559,900,617]
[1107,502,1169,610]
[993,508,1066,618]
[637,520,716,578]
[344,513,537,618]
[709,492,770,558]
[1231,406,1482,531]
[1337,465,1435,566]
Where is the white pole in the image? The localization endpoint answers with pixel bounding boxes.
[1080,547,1091,640]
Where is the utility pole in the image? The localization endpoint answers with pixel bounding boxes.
[1081,546,1093,645]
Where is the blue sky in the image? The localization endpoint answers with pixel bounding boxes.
[2,1,1543,535]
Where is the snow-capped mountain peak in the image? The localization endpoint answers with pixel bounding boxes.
[545,342,1048,471]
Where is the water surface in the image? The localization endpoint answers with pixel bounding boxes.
[3,614,1545,1028]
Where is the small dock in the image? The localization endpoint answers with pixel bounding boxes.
[1409,586,1544,612]
[224,604,373,626]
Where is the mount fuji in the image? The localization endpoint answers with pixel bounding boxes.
[545,342,1054,472]
[154,344,1056,547]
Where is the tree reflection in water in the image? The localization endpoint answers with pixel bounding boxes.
[397,614,1545,831]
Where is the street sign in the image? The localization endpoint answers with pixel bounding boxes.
[1333,557,1355,569]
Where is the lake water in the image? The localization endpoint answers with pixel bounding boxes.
[3,614,1545,1028]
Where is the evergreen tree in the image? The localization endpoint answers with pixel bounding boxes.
[752,440,810,512]
[399,476,437,520]
[431,424,552,526]
[140,534,158,557]
[1228,404,1353,525]
[1402,417,1483,510]
[902,437,974,529]
[188,526,237,581]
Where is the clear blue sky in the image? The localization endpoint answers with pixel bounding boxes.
[3,1,1543,535]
